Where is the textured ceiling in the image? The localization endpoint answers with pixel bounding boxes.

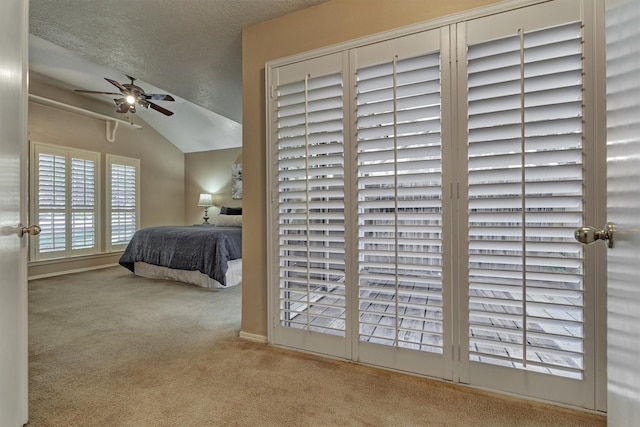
[29,0,330,152]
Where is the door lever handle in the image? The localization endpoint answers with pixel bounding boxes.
[574,223,615,248]
[18,224,41,237]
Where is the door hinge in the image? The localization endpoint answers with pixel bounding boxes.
[450,182,460,199]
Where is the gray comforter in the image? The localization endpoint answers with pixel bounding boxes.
[119,225,242,286]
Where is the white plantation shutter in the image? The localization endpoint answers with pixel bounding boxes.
[466,21,585,379]
[71,158,96,249]
[356,50,444,353]
[32,142,99,260]
[267,0,602,407]
[107,155,139,250]
[274,63,346,337]
[37,151,66,254]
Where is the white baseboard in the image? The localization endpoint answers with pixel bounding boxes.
[239,331,268,343]
[28,263,119,281]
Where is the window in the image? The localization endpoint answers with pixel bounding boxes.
[30,144,141,260]
[31,142,100,260]
[106,154,139,251]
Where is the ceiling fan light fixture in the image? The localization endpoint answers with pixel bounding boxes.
[76,76,175,116]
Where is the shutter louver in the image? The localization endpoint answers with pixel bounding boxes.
[356,51,444,353]
[276,71,346,336]
[110,163,137,245]
[467,22,584,379]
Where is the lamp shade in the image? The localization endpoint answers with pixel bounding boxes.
[197,193,213,207]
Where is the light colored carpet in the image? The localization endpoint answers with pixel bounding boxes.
[27,267,606,426]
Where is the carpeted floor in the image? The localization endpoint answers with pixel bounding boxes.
[27,266,606,426]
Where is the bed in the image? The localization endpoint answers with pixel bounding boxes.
[118,223,242,289]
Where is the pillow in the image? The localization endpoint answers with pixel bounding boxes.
[216,214,242,227]
[220,206,242,215]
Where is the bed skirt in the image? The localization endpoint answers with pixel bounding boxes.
[133,259,242,289]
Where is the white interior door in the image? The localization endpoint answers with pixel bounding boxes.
[605,0,640,424]
[0,0,29,425]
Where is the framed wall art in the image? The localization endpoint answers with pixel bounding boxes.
[231,162,242,200]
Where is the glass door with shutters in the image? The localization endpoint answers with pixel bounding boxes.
[458,0,601,407]
[351,29,452,378]
[266,0,603,409]
[268,52,349,358]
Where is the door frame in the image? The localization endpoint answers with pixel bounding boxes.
[19,0,30,422]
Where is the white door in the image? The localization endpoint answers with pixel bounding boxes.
[605,0,640,424]
[0,0,29,425]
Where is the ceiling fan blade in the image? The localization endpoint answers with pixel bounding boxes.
[104,77,128,92]
[148,101,174,116]
[75,89,122,96]
[145,93,175,102]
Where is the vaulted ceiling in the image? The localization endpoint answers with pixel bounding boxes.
[29,0,330,152]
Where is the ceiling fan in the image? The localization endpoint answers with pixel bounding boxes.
[75,75,175,116]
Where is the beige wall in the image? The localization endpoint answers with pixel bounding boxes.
[241,0,501,336]
[184,147,243,225]
[28,77,186,277]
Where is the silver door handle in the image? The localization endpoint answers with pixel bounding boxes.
[574,223,615,248]
[18,224,41,237]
